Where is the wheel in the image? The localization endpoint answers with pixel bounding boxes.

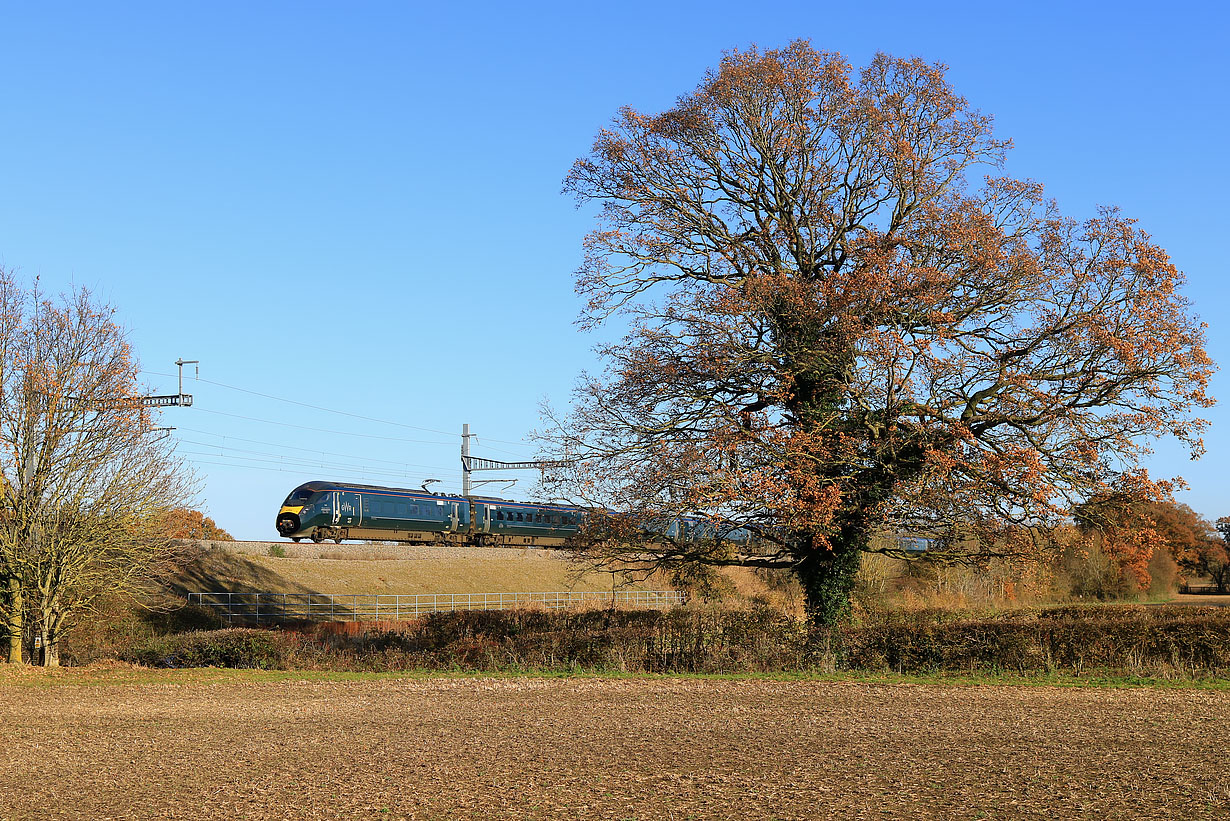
[311,531,326,543]
[333,536,344,544]
[291,537,301,543]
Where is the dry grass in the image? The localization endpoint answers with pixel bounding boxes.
[0,672,1227,819]
[166,544,670,596]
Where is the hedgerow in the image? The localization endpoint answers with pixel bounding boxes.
[116,604,1230,678]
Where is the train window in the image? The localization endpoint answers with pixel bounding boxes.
[497,511,504,521]
[551,515,559,524]
[532,513,540,523]
[516,512,523,522]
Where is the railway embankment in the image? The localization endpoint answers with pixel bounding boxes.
[181,539,577,561]
[163,539,670,598]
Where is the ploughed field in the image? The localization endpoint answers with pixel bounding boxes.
[1,674,1227,819]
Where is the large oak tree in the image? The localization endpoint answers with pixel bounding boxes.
[542,42,1213,624]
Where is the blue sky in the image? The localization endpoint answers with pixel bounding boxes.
[1,2,1226,538]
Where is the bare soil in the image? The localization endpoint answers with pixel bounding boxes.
[1,673,1227,819]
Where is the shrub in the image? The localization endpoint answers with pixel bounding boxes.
[60,597,224,666]
[124,628,302,669]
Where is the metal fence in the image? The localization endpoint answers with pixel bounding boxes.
[187,590,686,624]
[1179,584,1229,595]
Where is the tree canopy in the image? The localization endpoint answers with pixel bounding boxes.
[541,41,1214,624]
[155,508,234,541]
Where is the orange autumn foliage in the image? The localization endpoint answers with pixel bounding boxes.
[1074,495,1215,590]
[154,509,234,541]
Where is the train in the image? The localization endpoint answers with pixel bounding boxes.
[274,480,933,553]
[274,480,758,548]
[275,481,586,546]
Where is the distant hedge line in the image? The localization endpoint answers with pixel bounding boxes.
[119,605,1230,678]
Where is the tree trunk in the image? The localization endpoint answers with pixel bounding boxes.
[4,576,22,664]
[41,634,59,667]
[796,534,864,626]
[39,608,61,668]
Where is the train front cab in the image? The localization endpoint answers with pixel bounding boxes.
[276,484,363,541]
[275,484,317,538]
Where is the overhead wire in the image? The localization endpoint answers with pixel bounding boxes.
[140,370,550,498]
[180,456,463,490]
[140,370,457,436]
[140,369,537,453]
[175,426,461,469]
[192,408,457,445]
[178,449,463,483]
[176,441,464,478]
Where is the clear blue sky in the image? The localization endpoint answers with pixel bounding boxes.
[1,2,1226,539]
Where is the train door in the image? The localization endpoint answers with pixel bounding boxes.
[446,501,459,532]
[335,491,361,527]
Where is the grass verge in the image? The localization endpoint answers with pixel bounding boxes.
[1,664,1227,689]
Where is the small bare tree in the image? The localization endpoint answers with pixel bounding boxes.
[0,272,190,665]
